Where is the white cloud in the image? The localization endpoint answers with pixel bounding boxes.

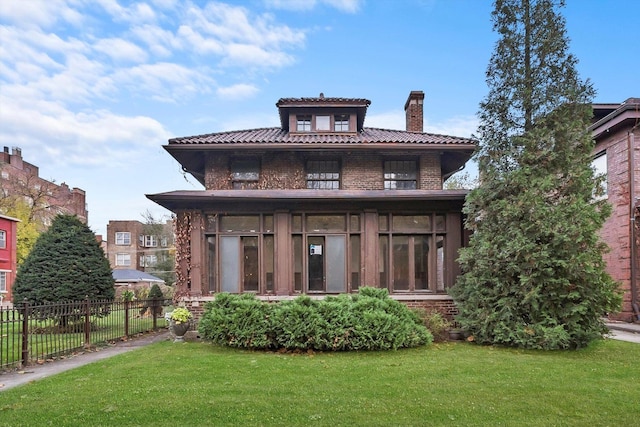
[111,62,215,102]
[0,0,84,29]
[95,0,157,25]
[93,37,149,63]
[217,83,260,100]
[265,0,362,13]
[366,110,478,138]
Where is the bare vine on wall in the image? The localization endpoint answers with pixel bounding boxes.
[174,211,193,295]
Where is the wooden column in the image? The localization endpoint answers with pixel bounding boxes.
[362,210,379,287]
[274,211,291,295]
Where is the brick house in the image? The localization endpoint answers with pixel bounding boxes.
[590,98,640,322]
[148,91,476,317]
[105,219,175,283]
[0,214,19,306]
[0,146,87,226]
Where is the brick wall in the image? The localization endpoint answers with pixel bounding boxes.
[205,151,443,191]
[595,127,639,321]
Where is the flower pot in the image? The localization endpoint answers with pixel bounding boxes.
[170,320,190,342]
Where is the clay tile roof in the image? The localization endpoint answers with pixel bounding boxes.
[168,127,475,146]
[276,96,371,107]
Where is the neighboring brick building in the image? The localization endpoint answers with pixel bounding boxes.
[0,146,87,226]
[0,214,19,306]
[106,219,175,285]
[148,91,476,317]
[590,98,640,322]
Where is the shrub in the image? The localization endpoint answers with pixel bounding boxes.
[198,287,432,351]
[416,309,451,343]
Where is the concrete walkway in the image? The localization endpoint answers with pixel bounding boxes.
[1,322,638,393]
[606,320,640,344]
[0,330,171,392]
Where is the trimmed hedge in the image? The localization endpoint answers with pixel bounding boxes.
[198,287,432,351]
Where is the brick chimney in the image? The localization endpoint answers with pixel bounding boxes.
[404,90,424,132]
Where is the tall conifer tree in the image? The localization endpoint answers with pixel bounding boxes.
[13,214,115,305]
[450,0,620,349]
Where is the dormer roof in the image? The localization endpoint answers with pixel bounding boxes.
[276,95,371,131]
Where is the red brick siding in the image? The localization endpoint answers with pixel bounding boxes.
[204,151,443,191]
[595,127,639,321]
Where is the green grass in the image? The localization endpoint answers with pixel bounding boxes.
[1,339,639,426]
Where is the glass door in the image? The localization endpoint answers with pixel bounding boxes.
[307,235,346,292]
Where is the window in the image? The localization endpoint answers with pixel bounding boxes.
[140,254,157,267]
[379,213,447,292]
[0,230,5,249]
[0,271,6,292]
[384,160,417,189]
[144,235,157,247]
[231,158,260,189]
[115,232,131,245]
[297,115,311,132]
[334,114,349,132]
[207,214,274,294]
[116,253,131,266]
[306,160,340,189]
[316,115,330,131]
[592,151,607,197]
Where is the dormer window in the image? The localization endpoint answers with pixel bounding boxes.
[316,115,330,131]
[297,115,311,132]
[334,114,349,131]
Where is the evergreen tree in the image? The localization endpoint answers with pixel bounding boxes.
[450,0,621,350]
[13,214,115,304]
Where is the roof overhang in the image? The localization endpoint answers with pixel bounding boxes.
[590,99,640,139]
[164,143,476,186]
[147,189,469,212]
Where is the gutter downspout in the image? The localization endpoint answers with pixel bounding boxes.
[630,128,640,322]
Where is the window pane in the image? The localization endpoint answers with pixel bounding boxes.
[350,214,360,231]
[392,215,431,231]
[436,235,445,292]
[292,215,302,232]
[316,115,330,131]
[379,235,388,290]
[220,215,260,232]
[392,236,410,291]
[334,114,349,131]
[263,215,273,232]
[206,215,217,232]
[293,235,302,292]
[264,235,274,292]
[350,235,360,291]
[435,215,446,231]
[306,215,346,231]
[592,152,607,196]
[297,115,311,131]
[207,236,216,294]
[378,215,388,231]
[242,237,259,292]
[306,160,340,189]
[414,236,429,290]
[384,160,417,190]
[220,236,240,293]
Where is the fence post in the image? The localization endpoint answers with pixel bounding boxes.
[152,297,158,330]
[84,297,91,349]
[21,300,30,367]
[124,300,130,338]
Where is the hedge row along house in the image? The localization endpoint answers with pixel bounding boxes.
[148,91,476,317]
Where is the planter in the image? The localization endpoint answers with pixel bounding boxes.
[448,329,465,341]
[170,320,190,342]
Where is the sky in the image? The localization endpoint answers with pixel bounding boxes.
[1,0,638,237]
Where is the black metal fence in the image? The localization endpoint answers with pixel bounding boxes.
[0,298,172,371]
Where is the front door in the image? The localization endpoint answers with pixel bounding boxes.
[308,235,346,292]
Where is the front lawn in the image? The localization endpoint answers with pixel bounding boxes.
[1,339,638,426]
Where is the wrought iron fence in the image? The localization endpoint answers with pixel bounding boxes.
[0,298,172,371]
